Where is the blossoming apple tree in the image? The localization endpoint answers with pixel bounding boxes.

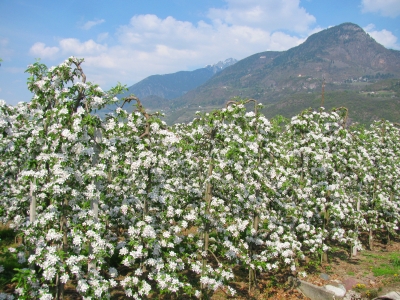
[0,57,399,300]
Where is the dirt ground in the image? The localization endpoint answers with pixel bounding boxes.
[209,235,400,299]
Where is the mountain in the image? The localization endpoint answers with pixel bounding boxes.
[166,23,400,124]
[120,58,237,108]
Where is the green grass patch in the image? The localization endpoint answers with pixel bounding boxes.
[389,253,400,267]
[372,263,400,277]
[361,252,385,259]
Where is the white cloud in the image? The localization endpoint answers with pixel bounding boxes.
[97,32,109,42]
[105,13,306,86]
[59,38,107,55]
[207,0,316,33]
[364,24,400,50]
[81,19,105,30]
[28,1,317,90]
[29,42,59,59]
[361,0,400,17]
[30,38,107,59]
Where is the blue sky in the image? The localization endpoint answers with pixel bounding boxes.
[1,0,400,105]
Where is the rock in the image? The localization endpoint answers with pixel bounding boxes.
[337,284,346,292]
[320,273,330,280]
[325,285,346,297]
[369,279,376,286]
[297,279,344,300]
[344,290,362,300]
[374,291,400,300]
[343,277,358,291]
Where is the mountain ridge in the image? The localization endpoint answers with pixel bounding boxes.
[120,58,237,107]
[173,22,400,109]
[101,22,400,125]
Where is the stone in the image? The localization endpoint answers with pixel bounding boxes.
[369,280,376,286]
[297,279,344,300]
[374,291,400,300]
[320,273,330,280]
[337,284,346,292]
[344,290,362,300]
[325,285,346,297]
[343,277,358,291]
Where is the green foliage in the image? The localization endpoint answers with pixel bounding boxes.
[11,268,35,299]
[0,241,24,291]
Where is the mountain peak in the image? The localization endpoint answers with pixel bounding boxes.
[267,21,395,77]
[120,58,237,102]
[304,22,373,46]
[173,22,400,118]
[205,58,238,73]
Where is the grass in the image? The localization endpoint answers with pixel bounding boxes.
[372,264,399,277]
[362,252,400,277]
[389,253,400,267]
[362,252,385,259]
[354,247,400,296]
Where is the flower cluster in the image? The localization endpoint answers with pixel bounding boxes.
[0,58,399,299]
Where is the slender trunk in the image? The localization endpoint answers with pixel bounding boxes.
[321,191,330,264]
[369,228,374,251]
[141,166,151,274]
[202,161,213,290]
[369,184,376,251]
[29,179,36,224]
[351,198,360,258]
[28,178,38,271]
[248,210,259,293]
[89,128,101,272]
[249,141,262,293]
[321,208,329,264]
[144,167,151,217]
[387,192,394,245]
[201,129,216,299]
[29,179,36,250]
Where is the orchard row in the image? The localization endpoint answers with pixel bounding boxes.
[0,58,399,299]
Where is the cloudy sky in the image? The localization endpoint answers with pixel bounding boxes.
[1,0,400,105]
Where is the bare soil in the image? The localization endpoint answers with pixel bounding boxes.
[209,235,400,299]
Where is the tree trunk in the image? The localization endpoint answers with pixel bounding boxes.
[201,129,216,299]
[89,128,101,272]
[29,179,36,224]
[369,229,374,251]
[321,207,329,264]
[351,198,360,258]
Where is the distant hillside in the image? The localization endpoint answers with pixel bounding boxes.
[120,58,237,108]
[165,22,400,124]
